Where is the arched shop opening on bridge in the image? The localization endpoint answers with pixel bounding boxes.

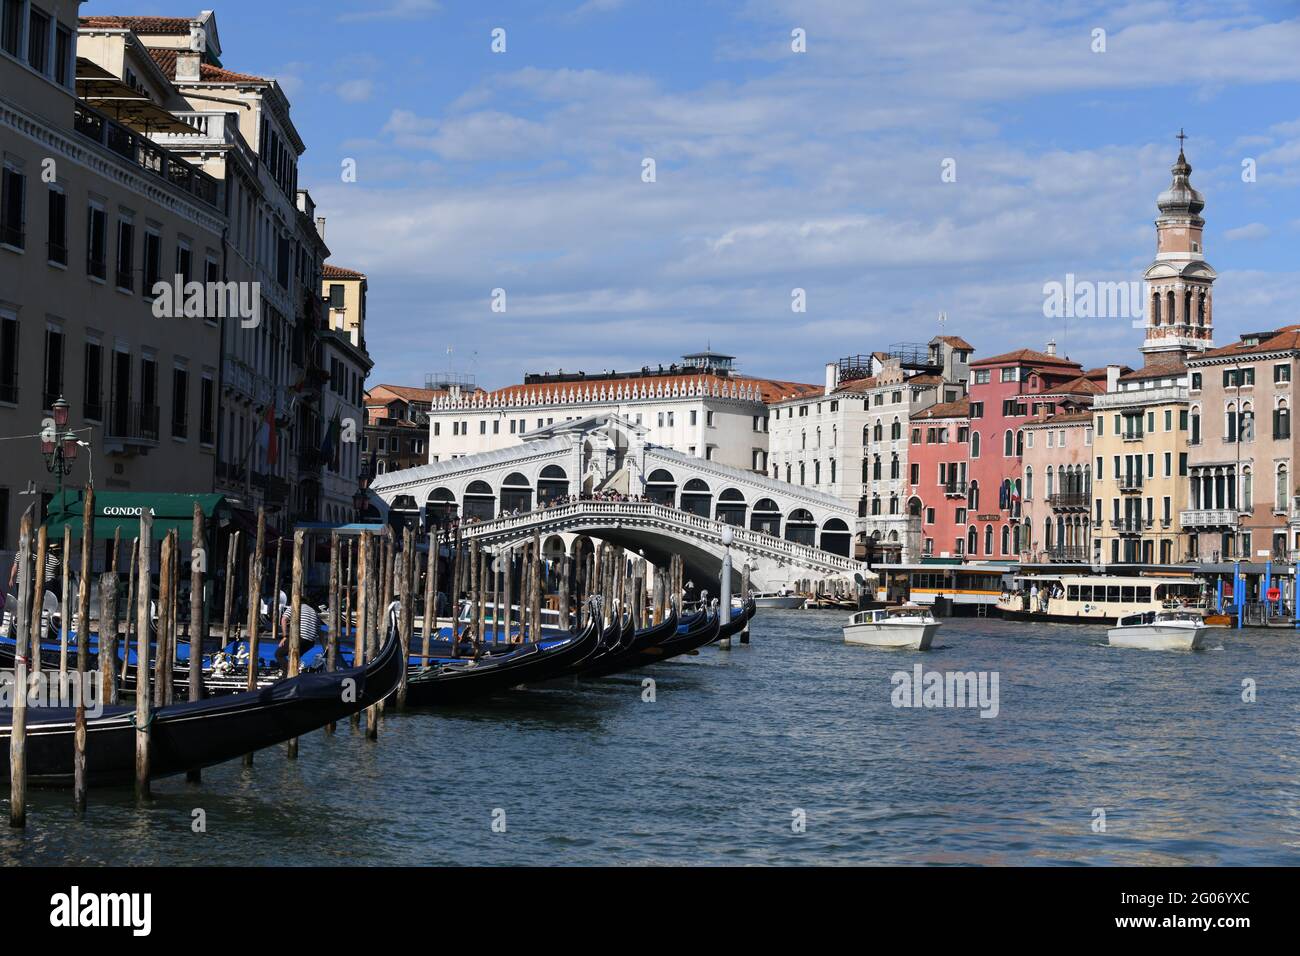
[680,478,712,517]
[537,465,569,505]
[464,480,496,521]
[750,498,781,536]
[500,472,533,513]
[820,518,852,557]
[425,487,458,528]
[716,488,746,527]
[785,508,816,546]
[646,469,677,506]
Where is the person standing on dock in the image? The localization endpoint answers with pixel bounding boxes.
[277,602,320,673]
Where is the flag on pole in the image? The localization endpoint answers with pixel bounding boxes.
[320,409,341,470]
[260,398,279,467]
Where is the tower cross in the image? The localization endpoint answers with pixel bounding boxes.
[1177,128,1187,148]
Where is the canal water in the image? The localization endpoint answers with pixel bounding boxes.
[3,611,1297,865]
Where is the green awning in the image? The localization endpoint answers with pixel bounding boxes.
[44,490,233,541]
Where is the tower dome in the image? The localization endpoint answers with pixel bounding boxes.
[1156,145,1205,219]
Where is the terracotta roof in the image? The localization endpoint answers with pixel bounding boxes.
[905,373,944,386]
[1026,410,1093,427]
[932,335,974,350]
[323,264,366,280]
[472,373,816,408]
[832,375,877,394]
[367,384,448,404]
[912,397,970,420]
[1198,325,1300,360]
[147,48,267,84]
[970,348,1081,369]
[80,16,192,35]
[1118,357,1188,383]
[1047,375,1104,396]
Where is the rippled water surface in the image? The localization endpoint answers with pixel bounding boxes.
[4,611,1298,865]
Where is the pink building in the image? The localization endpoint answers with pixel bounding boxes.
[906,398,972,558]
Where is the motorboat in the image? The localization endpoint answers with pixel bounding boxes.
[1107,609,1220,651]
[843,605,940,650]
[751,590,806,610]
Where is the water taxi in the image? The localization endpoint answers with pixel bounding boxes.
[997,574,1207,625]
[843,605,940,650]
[752,590,807,610]
[1108,609,1221,651]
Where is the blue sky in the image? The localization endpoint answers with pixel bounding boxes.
[151,0,1300,386]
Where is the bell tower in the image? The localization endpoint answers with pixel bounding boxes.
[1141,132,1216,363]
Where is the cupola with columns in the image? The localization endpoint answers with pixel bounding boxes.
[1141,132,1216,363]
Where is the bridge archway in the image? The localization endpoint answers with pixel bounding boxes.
[464,480,496,521]
[750,498,781,536]
[716,488,746,526]
[680,478,712,517]
[785,508,816,546]
[425,487,458,529]
[646,469,677,506]
[543,534,567,559]
[500,472,533,514]
[821,518,851,557]
[538,464,569,505]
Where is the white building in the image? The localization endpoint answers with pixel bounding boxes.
[426,350,820,474]
[767,337,971,560]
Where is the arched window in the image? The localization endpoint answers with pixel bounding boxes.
[1044,516,1053,549]
[464,479,495,520]
[801,429,807,451]
[500,472,533,514]
[890,418,901,440]
[1190,407,1201,444]
[1025,466,1034,501]
[820,518,851,557]
[799,462,806,485]
[1016,429,1024,456]
[889,454,899,479]
[1242,402,1255,442]
[784,508,816,546]
[873,421,883,442]
[1275,401,1290,440]
[967,525,978,556]
[862,424,871,446]
[871,496,881,515]
[646,468,677,506]
[971,432,980,458]
[537,464,569,504]
[681,478,712,517]
[814,460,821,484]
[889,494,899,515]
[872,455,881,480]
[1278,465,1289,512]
[1046,466,1054,499]
[1001,525,1011,555]
[830,459,836,484]
[1242,467,1253,510]
[984,524,994,555]
[717,488,747,526]
[968,480,979,511]
[750,498,781,536]
[1004,429,1013,457]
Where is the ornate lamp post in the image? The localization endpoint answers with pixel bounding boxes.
[41,396,80,521]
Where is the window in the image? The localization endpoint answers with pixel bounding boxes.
[115,217,134,291]
[968,401,983,418]
[83,340,102,421]
[143,230,162,295]
[1274,403,1290,440]
[42,326,63,409]
[1275,364,1291,384]
[46,185,66,264]
[1,162,25,249]
[1191,372,1202,390]
[27,6,49,74]
[54,22,71,86]
[199,374,215,445]
[1,0,21,57]
[479,420,486,435]
[971,432,980,457]
[171,367,189,439]
[0,308,18,403]
[973,370,990,384]
[86,203,106,278]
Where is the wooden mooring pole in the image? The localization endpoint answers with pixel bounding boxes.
[352,532,369,731]
[244,508,265,766]
[135,511,153,801]
[73,485,94,813]
[287,529,304,758]
[325,532,340,735]
[9,506,35,827]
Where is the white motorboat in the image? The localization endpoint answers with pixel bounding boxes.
[843,605,940,650]
[752,590,807,610]
[1107,609,1219,651]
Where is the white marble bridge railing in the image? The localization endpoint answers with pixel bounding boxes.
[455,500,863,576]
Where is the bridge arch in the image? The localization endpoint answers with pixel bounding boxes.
[425,486,458,528]
[681,478,712,517]
[716,488,746,527]
[820,517,851,557]
[785,508,816,546]
[501,472,533,514]
[646,468,677,506]
[464,480,496,521]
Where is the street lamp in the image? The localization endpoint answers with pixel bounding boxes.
[42,395,80,521]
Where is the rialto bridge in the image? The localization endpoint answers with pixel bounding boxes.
[365,414,869,592]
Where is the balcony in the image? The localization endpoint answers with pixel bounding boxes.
[1048,546,1088,562]
[1111,517,1147,535]
[1117,474,1144,492]
[104,401,160,447]
[73,104,221,209]
[943,481,968,497]
[1121,429,1145,442]
[1180,509,1239,529]
[1049,492,1090,511]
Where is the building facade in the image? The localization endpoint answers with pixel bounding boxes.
[1,1,226,557]
[426,351,818,475]
[1019,411,1095,563]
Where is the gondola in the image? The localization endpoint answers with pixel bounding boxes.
[402,615,605,706]
[578,607,680,678]
[0,620,403,789]
[624,601,733,668]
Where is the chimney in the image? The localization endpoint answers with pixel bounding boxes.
[1045,339,1057,357]
[175,50,201,83]
[824,362,838,396]
[1106,364,1121,392]
[315,217,326,241]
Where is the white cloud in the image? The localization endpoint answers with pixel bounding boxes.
[338,0,441,23]
[336,78,376,103]
[1224,222,1271,241]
